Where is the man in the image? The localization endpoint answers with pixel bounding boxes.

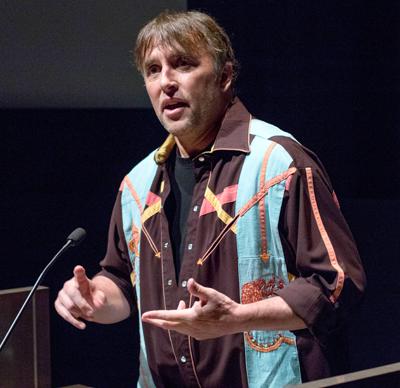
[55,10,366,387]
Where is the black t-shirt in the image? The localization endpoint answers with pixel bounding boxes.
[164,150,196,280]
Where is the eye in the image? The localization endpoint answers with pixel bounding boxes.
[176,56,196,70]
[146,64,161,77]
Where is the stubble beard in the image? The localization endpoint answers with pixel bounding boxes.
[161,89,223,145]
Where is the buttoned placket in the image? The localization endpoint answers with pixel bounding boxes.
[177,152,212,291]
[158,159,209,387]
[164,154,214,388]
[159,167,178,309]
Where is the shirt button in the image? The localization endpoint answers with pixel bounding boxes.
[180,355,187,363]
[187,243,193,250]
[167,279,173,286]
[193,205,199,212]
[198,156,205,162]
[163,242,169,249]
[181,280,187,288]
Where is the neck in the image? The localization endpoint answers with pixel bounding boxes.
[175,130,216,158]
[175,96,232,158]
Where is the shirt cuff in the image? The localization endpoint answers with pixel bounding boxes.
[276,277,338,340]
[96,268,136,314]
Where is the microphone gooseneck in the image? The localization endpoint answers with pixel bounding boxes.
[0,227,87,352]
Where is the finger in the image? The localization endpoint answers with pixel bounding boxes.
[177,300,186,310]
[61,284,94,316]
[58,290,94,322]
[141,317,182,331]
[192,300,202,309]
[187,278,213,303]
[142,309,189,322]
[73,265,91,296]
[54,298,87,330]
[56,290,84,318]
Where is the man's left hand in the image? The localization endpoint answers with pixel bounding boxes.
[141,278,241,340]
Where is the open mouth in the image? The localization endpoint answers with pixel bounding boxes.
[161,99,189,120]
[165,102,186,110]
[162,100,189,111]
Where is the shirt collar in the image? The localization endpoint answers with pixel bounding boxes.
[154,98,251,164]
[210,97,251,154]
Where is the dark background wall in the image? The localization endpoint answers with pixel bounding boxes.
[0,0,185,108]
[0,1,399,386]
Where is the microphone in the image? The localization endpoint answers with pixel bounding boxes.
[0,227,87,352]
[67,227,86,247]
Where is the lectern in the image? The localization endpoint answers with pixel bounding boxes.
[0,286,50,387]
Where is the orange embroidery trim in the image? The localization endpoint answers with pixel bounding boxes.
[141,225,160,258]
[259,142,277,262]
[123,176,143,214]
[196,167,297,266]
[128,224,140,256]
[159,245,180,369]
[241,277,285,304]
[241,277,294,352]
[122,177,153,266]
[130,271,136,287]
[305,168,345,303]
[244,332,295,352]
[196,216,237,265]
[122,177,161,258]
[188,294,203,388]
[128,223,140,285]
[238,167,297,218]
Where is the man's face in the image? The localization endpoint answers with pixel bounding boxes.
[143,44,232,146]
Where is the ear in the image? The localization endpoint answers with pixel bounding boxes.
[219,62,233,92]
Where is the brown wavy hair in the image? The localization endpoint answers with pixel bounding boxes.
[134,10,239,84]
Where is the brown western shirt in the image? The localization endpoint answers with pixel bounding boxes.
[99,99,366,386]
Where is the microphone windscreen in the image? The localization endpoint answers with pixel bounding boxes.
[67,227,87,246]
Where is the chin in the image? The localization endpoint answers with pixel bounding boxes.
[163,122,192,138]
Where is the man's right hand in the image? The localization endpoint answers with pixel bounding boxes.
[54,265,106,329]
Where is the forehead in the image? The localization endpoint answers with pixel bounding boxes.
[144,44,179,60]
[142,37,212,65]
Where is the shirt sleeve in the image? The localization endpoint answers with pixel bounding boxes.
[96,191,136,313]
[275,163,366,340]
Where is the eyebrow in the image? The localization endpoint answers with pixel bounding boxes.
[143,51,199,70]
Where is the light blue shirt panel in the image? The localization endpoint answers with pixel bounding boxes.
[235,119,302,387]
[120,150,158,388]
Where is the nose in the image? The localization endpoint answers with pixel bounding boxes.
[160,68,178,96]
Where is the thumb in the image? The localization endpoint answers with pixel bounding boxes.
[73,265,92,297]
[177,300,186,310]
[187,278,211,304]
[91,288,106,310]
